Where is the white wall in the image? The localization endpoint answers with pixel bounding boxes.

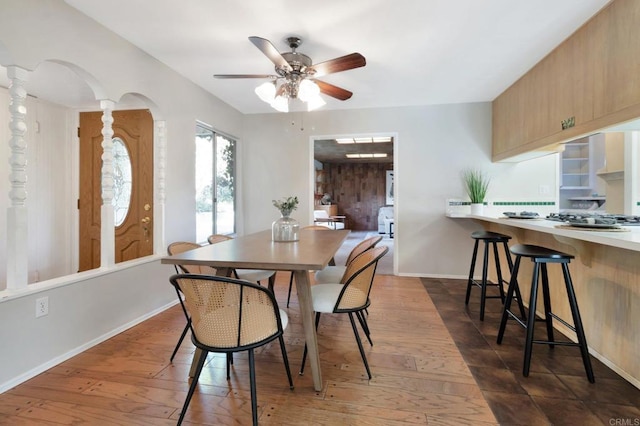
[242,104,558,277]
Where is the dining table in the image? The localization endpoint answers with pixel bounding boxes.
[161,228,350,391]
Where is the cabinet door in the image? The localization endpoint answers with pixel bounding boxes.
[593,0,640,119]
[492,78,525,156]
[547,27,594,134]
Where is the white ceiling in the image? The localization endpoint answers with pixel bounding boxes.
[5,1,612,114]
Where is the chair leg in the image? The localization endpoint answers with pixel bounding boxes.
[355,310,373,346]
[286,272,294,308]
[171,319,191,362]
[248,349,258,426]
[299,312,321,375]
[278,335,294,390]
[268,273,276,293]
[465,240,480,305]
[349,312,372,379]
[177,349,208,426]
[226,353,232,380]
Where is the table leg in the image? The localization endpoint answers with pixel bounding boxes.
[189,267,232,378]
[294,269,323,391]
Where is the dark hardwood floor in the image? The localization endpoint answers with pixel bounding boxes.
[422,277,640,425]
[2,254,638,425]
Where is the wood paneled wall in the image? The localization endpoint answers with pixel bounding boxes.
[324,163,392,230]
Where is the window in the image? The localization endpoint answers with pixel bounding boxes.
[195,124,236,242]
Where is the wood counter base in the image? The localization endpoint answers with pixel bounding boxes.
[468,216,640,389]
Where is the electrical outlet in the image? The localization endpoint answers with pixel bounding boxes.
[36,296,49,318]
[539,185,550,195]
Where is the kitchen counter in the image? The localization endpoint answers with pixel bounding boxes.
[449,212,640,389]
[459,214,640,252]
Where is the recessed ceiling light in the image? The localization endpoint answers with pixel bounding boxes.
[372,137,392,143]
[345,153,388,158]
[336,136,392,144]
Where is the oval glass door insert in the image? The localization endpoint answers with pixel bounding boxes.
[112,137,132,226]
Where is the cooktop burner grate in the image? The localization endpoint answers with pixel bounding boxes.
[546,213,640,225]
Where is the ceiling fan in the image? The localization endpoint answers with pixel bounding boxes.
[214,36,366,111]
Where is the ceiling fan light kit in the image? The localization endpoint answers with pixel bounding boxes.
[216,35,366,112]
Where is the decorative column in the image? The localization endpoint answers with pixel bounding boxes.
[100,100,116,268]
[6,66,29,290]
[153,120,166,255]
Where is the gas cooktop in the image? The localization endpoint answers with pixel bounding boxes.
[546,212,640,226]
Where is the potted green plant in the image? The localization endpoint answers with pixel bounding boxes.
[462,169,490,215]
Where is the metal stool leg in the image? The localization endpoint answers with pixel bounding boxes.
[492,242,506,303]
[523,262,540,377]
[502,241,526,320]
[562,264,595,383]
[540,263,555,348]
[497,255,522,344]
[465,240,480,305]
[479,241,490,320]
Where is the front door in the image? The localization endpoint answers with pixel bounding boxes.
[78,109,154,271]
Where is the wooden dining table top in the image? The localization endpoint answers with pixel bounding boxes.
[161,229,350,271]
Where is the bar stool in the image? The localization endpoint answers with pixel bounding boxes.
[497,244,595,383]
[465,231,526,321]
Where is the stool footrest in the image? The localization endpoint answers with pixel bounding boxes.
[548,312,576,333]
[505,310,528,328]
[471,279,502,288]
[532,339,580,347]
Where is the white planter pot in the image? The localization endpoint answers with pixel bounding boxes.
[470,203,484,215]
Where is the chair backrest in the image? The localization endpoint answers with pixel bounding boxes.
[169,274,285,350]
[345,235,383,266]
[167,241,217,275]
[313,210,329,220]
[335,245,389,312]
[207,234,232,244]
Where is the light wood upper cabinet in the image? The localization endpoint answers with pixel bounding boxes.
[593,0,640,118]
[492,0,640,162]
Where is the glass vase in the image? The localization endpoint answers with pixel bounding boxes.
[272,213,300,242]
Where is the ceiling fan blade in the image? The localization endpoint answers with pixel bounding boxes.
[249,36,292,71]
[311,53,366,77]
[214,74,276,79]
[314,80,353,101]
